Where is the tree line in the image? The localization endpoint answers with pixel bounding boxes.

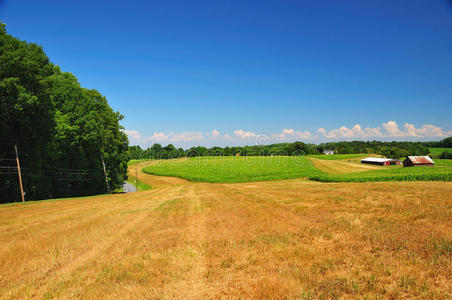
[0,23,129,203]
[423,137,452,158]
[128,138,451,160]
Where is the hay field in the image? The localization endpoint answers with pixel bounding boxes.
[0,161,451,299]
[307,157,384,174]
[306,154,368,160]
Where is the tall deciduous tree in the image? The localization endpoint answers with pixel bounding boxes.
[0,23,128,203]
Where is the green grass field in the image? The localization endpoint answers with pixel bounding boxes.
[143,156,323,182]
[126,160,153,190]
[435,159,452,166]
[125,178,152,191]
[141,156,452,183]
[306,154,368,160]
[429,147,452,156]
[309,163,452,182]
[127,159,153,166]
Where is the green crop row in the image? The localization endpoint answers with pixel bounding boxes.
[143,156,323,183]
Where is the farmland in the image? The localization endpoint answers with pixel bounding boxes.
[309,165,452,182]
[143,156,323,183]
[1,159,451,299]
[306,153,368,160]
[435,159,452,167]
[143,155,452,183]
[307,156,384,174]
[1,158,451,298]
[429,148,452,156]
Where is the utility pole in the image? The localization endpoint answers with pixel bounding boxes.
[135,168,138,192]
[14,145,25,202]
[100,153,110,193]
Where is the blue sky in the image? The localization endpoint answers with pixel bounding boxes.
[1,0,452,148]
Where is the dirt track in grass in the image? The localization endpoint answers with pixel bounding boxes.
[308,157,384,174]
[127,160,189,187]
[0,160,451,299]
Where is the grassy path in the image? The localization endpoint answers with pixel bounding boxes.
[0,161,451,298]
[307,157,384,174]
[127,160,189,188]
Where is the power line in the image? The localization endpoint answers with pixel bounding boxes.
[19,167,101,175]
[19,173,92,181]
[0,167,99,178]
[0,165,99,176]
[20,163,103,173]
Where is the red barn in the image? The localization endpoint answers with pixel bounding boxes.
[403,156,434,167]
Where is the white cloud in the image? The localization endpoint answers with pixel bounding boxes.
[317,121,451,140]
[403,123,447,138]
[211,129,220,137]
[121,129,142,141]
[148,131,204,142]
[317,128,327,136]
[319,124,366,139]
[381,121,450,139]
[234,129,257,139]
[147,132,168,141]
[124,130,205,143]
[363,127,383,138]
[272,128,312,140]
[124,121,451,147]
[382,121,404,137]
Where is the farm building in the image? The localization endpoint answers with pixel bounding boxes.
[361,157,392,166]
[388,158,402,165]
[323,150,334,155]
[403,156,434,167]
[361,158,401,166]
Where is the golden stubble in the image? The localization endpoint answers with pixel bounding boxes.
[0,162,450,299]
[308,157,385,174]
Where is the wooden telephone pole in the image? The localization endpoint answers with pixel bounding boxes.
[100,153,110,193]
[14,145,25,202]
[135,168,138,192]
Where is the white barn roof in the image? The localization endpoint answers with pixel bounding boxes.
[361,157,391,163]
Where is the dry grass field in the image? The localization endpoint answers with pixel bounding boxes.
[0,161,451,299]
[307,157,384,174]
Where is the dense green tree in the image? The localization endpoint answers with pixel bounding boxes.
[438,137,452,148]
[439,151,452,159]
[0,23,128,203]
[128,145,142,159]
[126,139,445,162]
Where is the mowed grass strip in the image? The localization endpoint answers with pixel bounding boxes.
[126,160,153,190]
[306,154,368,160]
[143,156,323,182]
[310,164,452,182]
[125,178,152,191]
[308,157,384,174]
[0,180,451,298]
